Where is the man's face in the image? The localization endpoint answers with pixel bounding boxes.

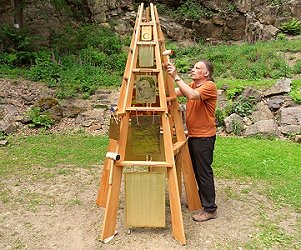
[190,61,208,80]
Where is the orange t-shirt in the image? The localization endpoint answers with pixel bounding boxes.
[186,81,217,137]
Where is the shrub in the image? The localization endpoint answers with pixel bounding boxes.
[175,58,191,73]
[28,107,54,128]
[215,108,227,127]
[232,120,244,136]
[231,96,256,117]
[280,18,301,35]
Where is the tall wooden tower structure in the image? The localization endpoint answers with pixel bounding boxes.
[96,3,201,245]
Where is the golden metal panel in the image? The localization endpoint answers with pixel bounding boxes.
[109,115,120,140]
[141,25,152,41]
[138,45,154,67]
[125,172,165,227]
[135,75,157,104]
[131,115,160,155]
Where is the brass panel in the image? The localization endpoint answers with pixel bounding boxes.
[138,45,154,67]
[135,75,157,104]
[141,26,152,41]
[131,115,160,155]
[125,172,165,227]
[109,115,120,140]
[125,126,165,161]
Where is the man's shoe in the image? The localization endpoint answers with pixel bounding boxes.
[193,210,217,222]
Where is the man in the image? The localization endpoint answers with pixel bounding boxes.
[166,60,218,222]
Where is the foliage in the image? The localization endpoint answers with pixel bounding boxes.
[225,87,243,100]
[175,58,191,73]
[290,79,301,104]
[156,1,213,21]
[232,120,244,136]
[51,25,123,55]
[0,25,32,52]
[173,0,213,20]
[28,107,54,128]
[231,96,257,117]
[215,108,227,127]
[280,18,301,35]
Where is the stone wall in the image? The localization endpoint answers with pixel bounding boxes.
[1,78,301,143]
[221,78,301,141]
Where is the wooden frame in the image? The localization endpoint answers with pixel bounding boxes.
[96,3,201,245]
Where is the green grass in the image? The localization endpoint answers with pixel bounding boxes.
[0,132,108,178]
[214,136,301,210]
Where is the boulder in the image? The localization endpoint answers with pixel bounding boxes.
[244,119,279,136]
[250,101,274,122]
[263,78,292,97]
[224,113,244,134]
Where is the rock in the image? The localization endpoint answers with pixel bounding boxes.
[241,87,262,102]
[0,140,8,146]
[34,97,59,111]
[250,101,274,122]
[244,119,279,136]
[295,135,301,143]
[0,121,17,135]
[224,113,244,134]
[280,125,301,135]
[75,109,104,127]
[61,99,89,118]
[217,90,228,110]
[280,106,301,126]
[263,78,292,97]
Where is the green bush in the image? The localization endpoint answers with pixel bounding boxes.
[0,25,33,52]
[215,108,227,127]
[175,58,191,73]
[174,0,213,20]
[231,96,257,117]
[51,25,123,55]
[280,18,301,35]
[232,120,244,136]
[28,107,54,128]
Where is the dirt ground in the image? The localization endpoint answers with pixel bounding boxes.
[0,164,300,250]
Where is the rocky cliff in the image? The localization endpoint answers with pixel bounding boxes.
[1,0,300,46]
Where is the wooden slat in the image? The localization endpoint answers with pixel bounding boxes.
[137,41,156,45]
[132,68,160,73]
[180,143,202,211]
[152,4,186,245]
[116,160,172,167]
[96,139,118,207]
[100,165,124,242]
[173,140,186,154]
[126,107,165,112]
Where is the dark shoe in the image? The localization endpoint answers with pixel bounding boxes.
[193,210,217,222]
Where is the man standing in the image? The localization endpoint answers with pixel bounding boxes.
[166,60,218,222]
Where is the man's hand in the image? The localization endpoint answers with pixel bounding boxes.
[166,62,178,79]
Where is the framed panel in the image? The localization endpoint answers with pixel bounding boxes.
[125,172,165,227]
[135,75,157,104]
